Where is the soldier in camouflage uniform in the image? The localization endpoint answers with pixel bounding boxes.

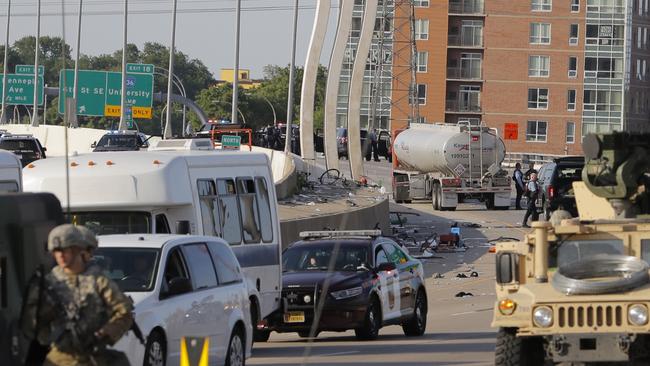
[21,224,134,366]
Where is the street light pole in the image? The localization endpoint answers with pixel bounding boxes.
[71,0,83,128]
[285,0,299,153]
[231,0,241,125]
[262,96,277,126]
[163,0,178,139]
[31,0,41,127]
[118,0,128,130]
[1,0,11,124]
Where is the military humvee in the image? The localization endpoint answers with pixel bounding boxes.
[493,132,650,364]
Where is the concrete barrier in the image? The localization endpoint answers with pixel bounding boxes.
[279,198,390,249]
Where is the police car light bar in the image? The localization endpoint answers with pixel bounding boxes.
[299,230,383,239]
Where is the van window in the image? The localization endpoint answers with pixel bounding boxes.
[183,243,218,289]
[155,214,170,234]
[69,211,151,235]
[256,177,273,242]
[197,180,220,236]
[237,178,262,244]
[216,179,242,245]
[162,248,190,295]
[0,181,19,193]
[207,241,243,285]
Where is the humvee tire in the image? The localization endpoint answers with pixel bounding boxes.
[495,328,546,366]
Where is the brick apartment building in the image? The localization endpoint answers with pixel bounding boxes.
[393,0,650,158]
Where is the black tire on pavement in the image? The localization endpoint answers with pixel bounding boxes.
[485,193,495,210]
[253,329,271,343]
[144,331,166,366]
[494,328,546,366]
[226,327,246,366]
[355,297,381,340]
[432,183,441,211]
[402,290,427,336]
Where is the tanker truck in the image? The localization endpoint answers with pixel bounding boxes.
[392,123,511,210]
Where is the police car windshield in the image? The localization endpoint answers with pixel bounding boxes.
[93,248,159,292]
[68,211,152,235]
[283,244,370,272]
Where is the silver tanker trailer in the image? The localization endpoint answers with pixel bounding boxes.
[392,123,511,210]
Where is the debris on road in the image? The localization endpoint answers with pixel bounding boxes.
[432,273,444,279]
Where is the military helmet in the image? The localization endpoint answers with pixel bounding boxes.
[48,224,98,251]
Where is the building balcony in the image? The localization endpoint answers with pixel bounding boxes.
[445,100,482,113]
[447,66,482,80]
[449,0,485,15]
[448,34,484,48]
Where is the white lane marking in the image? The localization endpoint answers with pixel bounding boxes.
[315,350,361,357]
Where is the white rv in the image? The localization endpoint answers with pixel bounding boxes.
[23,139,281,333]
[0,150,22,192]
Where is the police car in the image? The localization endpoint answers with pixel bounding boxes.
[262,230,427,340]
[96,235,251,366]
[0,134,47,167]
[91,131,150,152]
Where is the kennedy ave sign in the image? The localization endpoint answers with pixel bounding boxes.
[58,67,154,118]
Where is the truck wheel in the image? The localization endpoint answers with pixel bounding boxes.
[495,328,546,366]
[432,183,441,210]
[485,193,495,210]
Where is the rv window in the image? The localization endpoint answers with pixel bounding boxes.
[0,181,19,193]
[69,211,151,235]
[237,178,262,244]
[255,177,273,242]
[197,179,220,236]
[155,214,171,234]
[216,179,242,245]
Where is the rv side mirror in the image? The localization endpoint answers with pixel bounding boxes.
[175,220,191,235]
[91,141,97,148]
[496,252,518,284]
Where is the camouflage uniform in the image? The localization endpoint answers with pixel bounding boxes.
[22,224,134,366]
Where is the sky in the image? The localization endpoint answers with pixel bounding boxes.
[4,0,340,79]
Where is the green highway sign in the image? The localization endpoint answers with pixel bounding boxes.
[15,65,44,76]
[221,135,241,150]
[126,63,154,74]
[59,68,154,118]
[0,74,44,105]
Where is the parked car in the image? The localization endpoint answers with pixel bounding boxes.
[92,131,150,152]
[0,134,46,167]
[263,230,427,340]
[97,235,252,366]
[336,128,370,160]
[536,156,585,220]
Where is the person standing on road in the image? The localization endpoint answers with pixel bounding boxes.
[524,162,537,181]
[522,173,540,228]
[513,163,525,210]
[369,128,379,162]
[21,224,133,366]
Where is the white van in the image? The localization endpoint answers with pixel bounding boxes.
[0,150,22,192]
[23,139,281,335]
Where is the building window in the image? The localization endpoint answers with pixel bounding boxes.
[566,122,575,143]
[526,120,548,142]
[529,55,550,77]
[414,0,430,7]
[416,51,428,73]
[417,84,427,105]
[530,23,551,44]
[532,0,552,11]
[568,56,578,78]
[583,90,622,112]
[567,89,577,111]
[415,19,429,40]
[569,24,579,45]
[571,0,580,12]
[528,88,549,109]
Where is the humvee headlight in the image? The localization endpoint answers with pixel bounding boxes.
[628,304,648,326]
[303,295,312,304]
[533,306,553,328]
[498,299,517,315]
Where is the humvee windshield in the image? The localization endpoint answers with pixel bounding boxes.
[551,239,624,268]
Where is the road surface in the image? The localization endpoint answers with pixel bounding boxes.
[249,199,528,366]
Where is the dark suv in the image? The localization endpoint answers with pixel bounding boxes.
[536,156,585,220]
[0,134,47,166]
[92,131,149,152]
[262,230,427,341]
